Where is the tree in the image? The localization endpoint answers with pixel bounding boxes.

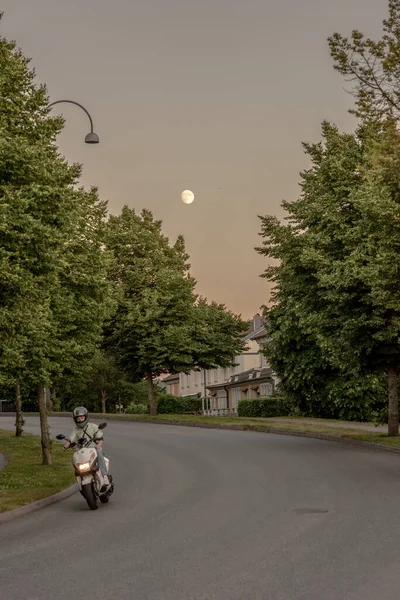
[105,207,248,415]
[189,298,248,370]
[54,355,156,413]
[329,0,400,121]
[257,119,400,435]
[0,17,112,461]
[15,383,24,437]
[72,351,134,414]
[105,207,197,414]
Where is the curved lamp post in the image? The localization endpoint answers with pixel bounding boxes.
[47,100,99,144]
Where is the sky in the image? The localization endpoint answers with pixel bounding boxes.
[0,0,387,319]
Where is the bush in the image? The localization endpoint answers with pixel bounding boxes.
[124,403,149,414]
[157,394,202,414]
[237,397,292,418]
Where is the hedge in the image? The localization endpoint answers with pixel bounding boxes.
[157,394,202,414]
[125,402,149,414]
[237,397,292,418]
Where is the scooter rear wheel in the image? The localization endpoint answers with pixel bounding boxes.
[81,483,98,510]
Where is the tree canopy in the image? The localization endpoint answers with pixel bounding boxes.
[104,207,247,414]
[0,17,113,456]
[257,119,400,434]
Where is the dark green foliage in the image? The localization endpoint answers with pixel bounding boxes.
[0,17,113,391]
[157,394,202,414]
[237,398,292,418]
[104,207,248,415]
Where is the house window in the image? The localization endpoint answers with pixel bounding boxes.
[214,369,218,382]
[194,371,198,386]
[250,386,259,399]
[260,382,274,397]
[231,387,241,410]
[241,387,248,399]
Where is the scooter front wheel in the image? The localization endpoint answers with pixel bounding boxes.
[81,482,98,510]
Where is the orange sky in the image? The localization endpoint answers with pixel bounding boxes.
[0,0,386,318]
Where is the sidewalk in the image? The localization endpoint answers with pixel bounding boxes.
[267,417,388,432]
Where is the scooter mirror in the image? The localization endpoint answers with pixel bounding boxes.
[98,422,107,429]
[56,434,65,440]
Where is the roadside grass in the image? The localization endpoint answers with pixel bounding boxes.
[77,413,400,448]
[0,429,75,513]
[60,413,400,448]
[3,412,399,453]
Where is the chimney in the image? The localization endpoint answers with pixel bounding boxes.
[253,313,262,331]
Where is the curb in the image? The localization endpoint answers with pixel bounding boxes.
[0,483,77,525]
[2,412,400,457]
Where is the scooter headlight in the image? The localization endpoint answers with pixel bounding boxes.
[78,462,90,472]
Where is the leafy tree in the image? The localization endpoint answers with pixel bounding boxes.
[257,119,400,435]
[15,383,24,437]
[0,17,112,460]
[105,207,197,414]
[189,298,248,369]
[105,207,248,415]
[56,350,147,414]
[329,0,400,121]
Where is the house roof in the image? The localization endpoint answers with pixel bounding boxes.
[162,373,179,383]
[253,329,269,341]
[243,325,266,342]
[206,367,274,391]
[228,366,274,385]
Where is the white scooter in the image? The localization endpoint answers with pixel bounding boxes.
[56,423,114,511]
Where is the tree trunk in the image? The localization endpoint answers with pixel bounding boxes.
[15,382,24,437]
[101,390,107,414]
[387,366,399,437]
[147,373,157,416]
[38,387,53,465]
[44,387,53,412]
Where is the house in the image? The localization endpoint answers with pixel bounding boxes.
[177,313,277,412]
[162,373,179,396]
[204,318,279,414]
[205,366,278,414]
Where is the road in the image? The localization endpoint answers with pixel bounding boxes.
[1,416,400,600]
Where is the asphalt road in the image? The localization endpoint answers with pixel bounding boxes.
[1,416,400,600]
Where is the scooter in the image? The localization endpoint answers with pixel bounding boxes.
[56,423,114,511]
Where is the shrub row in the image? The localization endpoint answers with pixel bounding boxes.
[124,394,203,415]
[157,394,202,414]
[237,397,292,418]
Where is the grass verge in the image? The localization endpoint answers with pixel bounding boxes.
[85,413,400,449]
[3,412,399,452]
[0,429,75,513]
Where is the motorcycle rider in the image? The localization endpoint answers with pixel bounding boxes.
[64,406,110,490]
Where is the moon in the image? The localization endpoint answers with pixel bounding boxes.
[181,189,195,204]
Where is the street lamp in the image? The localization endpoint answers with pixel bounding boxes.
[47,99,99,144]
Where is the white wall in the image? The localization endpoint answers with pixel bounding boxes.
[179,340,263,397]
[179,366,235,397]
